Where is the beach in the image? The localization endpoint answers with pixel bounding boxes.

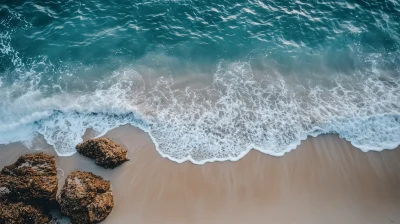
[1,124,400,224]
[1,0,400,223]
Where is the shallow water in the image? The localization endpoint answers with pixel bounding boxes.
[1,0,400,163]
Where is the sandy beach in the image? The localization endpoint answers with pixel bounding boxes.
[1,124,400,224]
[2,0,400,223]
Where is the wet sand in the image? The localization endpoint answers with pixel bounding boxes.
[1,124,400,224]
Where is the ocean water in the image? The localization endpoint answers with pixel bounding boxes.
[1,0,400,164]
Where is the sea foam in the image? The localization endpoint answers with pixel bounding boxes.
[0,60,399,164]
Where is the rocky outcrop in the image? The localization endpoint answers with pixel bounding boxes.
[0,201,50,224]
[0,153,58,223]
[58,171,114,224]
[76,138,129,169]
[0,152,58,205]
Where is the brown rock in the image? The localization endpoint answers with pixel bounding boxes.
[0,201,50,224]
[0,153,57,223]
[76,137,128,168]
[0,152,58,205]
[58,171,114,224]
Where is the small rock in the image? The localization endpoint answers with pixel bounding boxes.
[0,152,58,205]
[0,201,50,224]
[76,138,129,168]
[58,171,114,224]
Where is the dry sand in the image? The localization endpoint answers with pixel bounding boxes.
[1,124,400,224]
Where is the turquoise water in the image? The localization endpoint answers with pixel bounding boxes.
[1,0,400,163]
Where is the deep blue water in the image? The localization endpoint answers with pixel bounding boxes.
[1,0,400,163]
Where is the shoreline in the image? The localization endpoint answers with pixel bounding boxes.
[1,124,400,223]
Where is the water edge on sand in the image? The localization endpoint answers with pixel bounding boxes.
[1,124,400,224]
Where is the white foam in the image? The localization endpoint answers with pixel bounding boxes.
[145,62,400,164]
[0,60,399,164]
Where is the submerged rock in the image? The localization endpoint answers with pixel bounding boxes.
[58,171,114,224]
[0,152,58,205]
[0,201,50,224]
[76,137,129,169]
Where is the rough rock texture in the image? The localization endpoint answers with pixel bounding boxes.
[0,152,58,205]
[0,153,58,224]
[0,201,50,224]
[58,171,114,224]
[76,137,129,168]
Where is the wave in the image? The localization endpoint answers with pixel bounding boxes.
[1,4,400,164]
[0,60,399,164]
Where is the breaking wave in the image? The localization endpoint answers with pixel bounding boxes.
[0,60,399,164]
